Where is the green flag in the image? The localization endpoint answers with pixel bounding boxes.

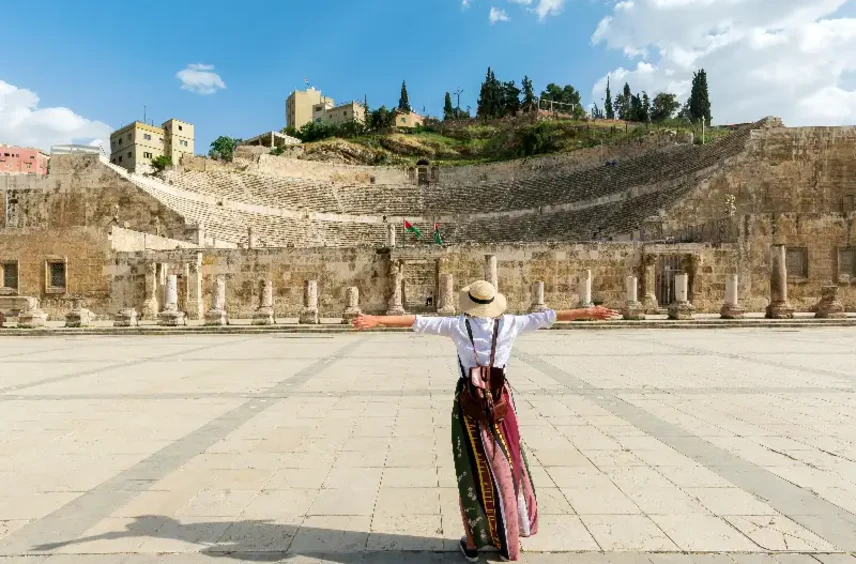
[433,222,443,245]
[404,219,422,238]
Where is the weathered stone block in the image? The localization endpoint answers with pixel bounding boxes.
[114,308,138,327]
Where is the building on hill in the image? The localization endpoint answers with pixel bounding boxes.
[109,119,194,172]
[286,88,335,130]
[313,101,366,126]
[394,110,424,129]
[0,145,49,176]
[240,131,302,150]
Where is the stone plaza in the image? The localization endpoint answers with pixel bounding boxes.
[1,328,855,563]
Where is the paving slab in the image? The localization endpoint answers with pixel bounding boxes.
[1,329,856,562]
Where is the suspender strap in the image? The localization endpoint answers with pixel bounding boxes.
[464,317,501,368]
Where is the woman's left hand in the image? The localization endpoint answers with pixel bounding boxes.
[351,314,380,330]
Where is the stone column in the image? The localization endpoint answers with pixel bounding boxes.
[252,279,275,325]
[484,255,498,289]
[577,270,593,308]
[65,299,94,328]
[158,274,185,326]
[386,261,406,315]
[186,256,203,321]
[205,274,228,326]
[141,262,159,319]
[386,223,397,248]
[529,281,549,313]
[248,227,257,249]
[766,244,794,319]
[17,297,48,329]
[623,276,645,320]
[299,280,320,324]
[341,287,362,323]
[668,273,695,320]
[642,255,659,313]
[437,273,456,315]
[720,274,745,319]
[814,286,846,319]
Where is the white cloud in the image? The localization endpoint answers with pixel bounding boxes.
[490,6,511,23]
[0,79,112,152]
[534,0,565,20]
[509,0,533,4]
[590,0,856,125]
[176,63,226,95]
[462,0,471,8]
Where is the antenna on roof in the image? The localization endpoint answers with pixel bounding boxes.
[143,105,147,124]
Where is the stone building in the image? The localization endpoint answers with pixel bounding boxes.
[1,117,855,321]
[286,87,335,130]
[109,119,194,172]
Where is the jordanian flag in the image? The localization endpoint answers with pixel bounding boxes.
[404,219,422,238]
[433,222,443,245]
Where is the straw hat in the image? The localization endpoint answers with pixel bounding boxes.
[458,280,507,318]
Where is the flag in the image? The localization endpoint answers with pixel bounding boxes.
[404,219,422,239]
[433,222,443,245]
[304,77,310,85]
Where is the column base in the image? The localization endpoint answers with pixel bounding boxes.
[668,301,695,320]
[341,307,362,323]
[386,306,406,316]
[815,287,846,319]
[65,308,94,328]
[185,301,203,321]
[299,308,320,325]
[765,302,795,319]
[114,308,138,327]
[18,309,48,328]
[528,304,549,314]
[643,294,659,314]
[252,308,274,325]
[205,309,228,326]
[141,298,159,320]
[720,304,745,320]
[623,301,646,321]
[158,310,186,326]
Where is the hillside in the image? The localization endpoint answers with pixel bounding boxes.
[272,115,730,167]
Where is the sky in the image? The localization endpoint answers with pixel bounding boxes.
[2,0,856,153]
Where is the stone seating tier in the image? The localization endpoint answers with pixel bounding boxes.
[161,126,753,217]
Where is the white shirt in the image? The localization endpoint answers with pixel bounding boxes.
[413,310,557,374]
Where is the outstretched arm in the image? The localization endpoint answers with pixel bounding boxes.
[555,306,620,322]
[352,314,416,330]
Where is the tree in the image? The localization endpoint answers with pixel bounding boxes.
[443,92,455,120]
[209,136,240,162]
[613,82,632,121]
[540,83,583,117]
[687,69,712,124]
[151,155,172,173]
[477,67,502,118]
[370,105,396,130]
[630,94,644,122]
[502,80,522,117]
[398,80,411,112]
[650,92,680,122]
[521,76,536,112]
[605,77,615,120]
[641,92,651,123]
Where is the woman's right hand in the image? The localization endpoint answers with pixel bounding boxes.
[351,314,380,330]
[588,306,621,320]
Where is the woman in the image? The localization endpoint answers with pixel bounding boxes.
[352,280,618,562]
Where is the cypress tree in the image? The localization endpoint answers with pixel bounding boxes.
[641,92,651,123]
[477,67,492,117]
[398,81,411,112]
[688,69,712,124]
[521,76,536,112]
[605,77,614,119]
[443,92,454,120]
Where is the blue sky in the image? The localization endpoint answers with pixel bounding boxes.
[2,0,856,152]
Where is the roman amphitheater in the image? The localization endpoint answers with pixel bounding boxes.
[1,116,856,325]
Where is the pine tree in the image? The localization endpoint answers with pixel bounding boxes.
[614,82,632,120]
[641,92,651,123]
[398,80,411,112]
[630,94,643,122]
[688,69,712,125]
[605,77,614,120]
[477,67,491,117]
[502,80,521,117]
[521,75,536,112]
[443,92,454,120]
[478,67,503,118]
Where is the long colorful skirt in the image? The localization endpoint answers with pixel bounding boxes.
[451,378,538,561]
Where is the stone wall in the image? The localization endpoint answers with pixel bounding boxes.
[105,242,736,318]
[108,226,200,252]
[0,227,114,319]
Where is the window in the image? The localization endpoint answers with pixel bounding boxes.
[127,151,132,158]
[839,247,856,277]
[127,133,132,140]
[143,152,152,159]
[29,155,35,159]
[1,261,18,291]
[118,156,123,163]
[25,162,31,169]
[118,138,123,146]
[178,125,183,131]
[144,134,152,140]
[46,260,67,292]
[786,247,808,278]
[180,140,188,147]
